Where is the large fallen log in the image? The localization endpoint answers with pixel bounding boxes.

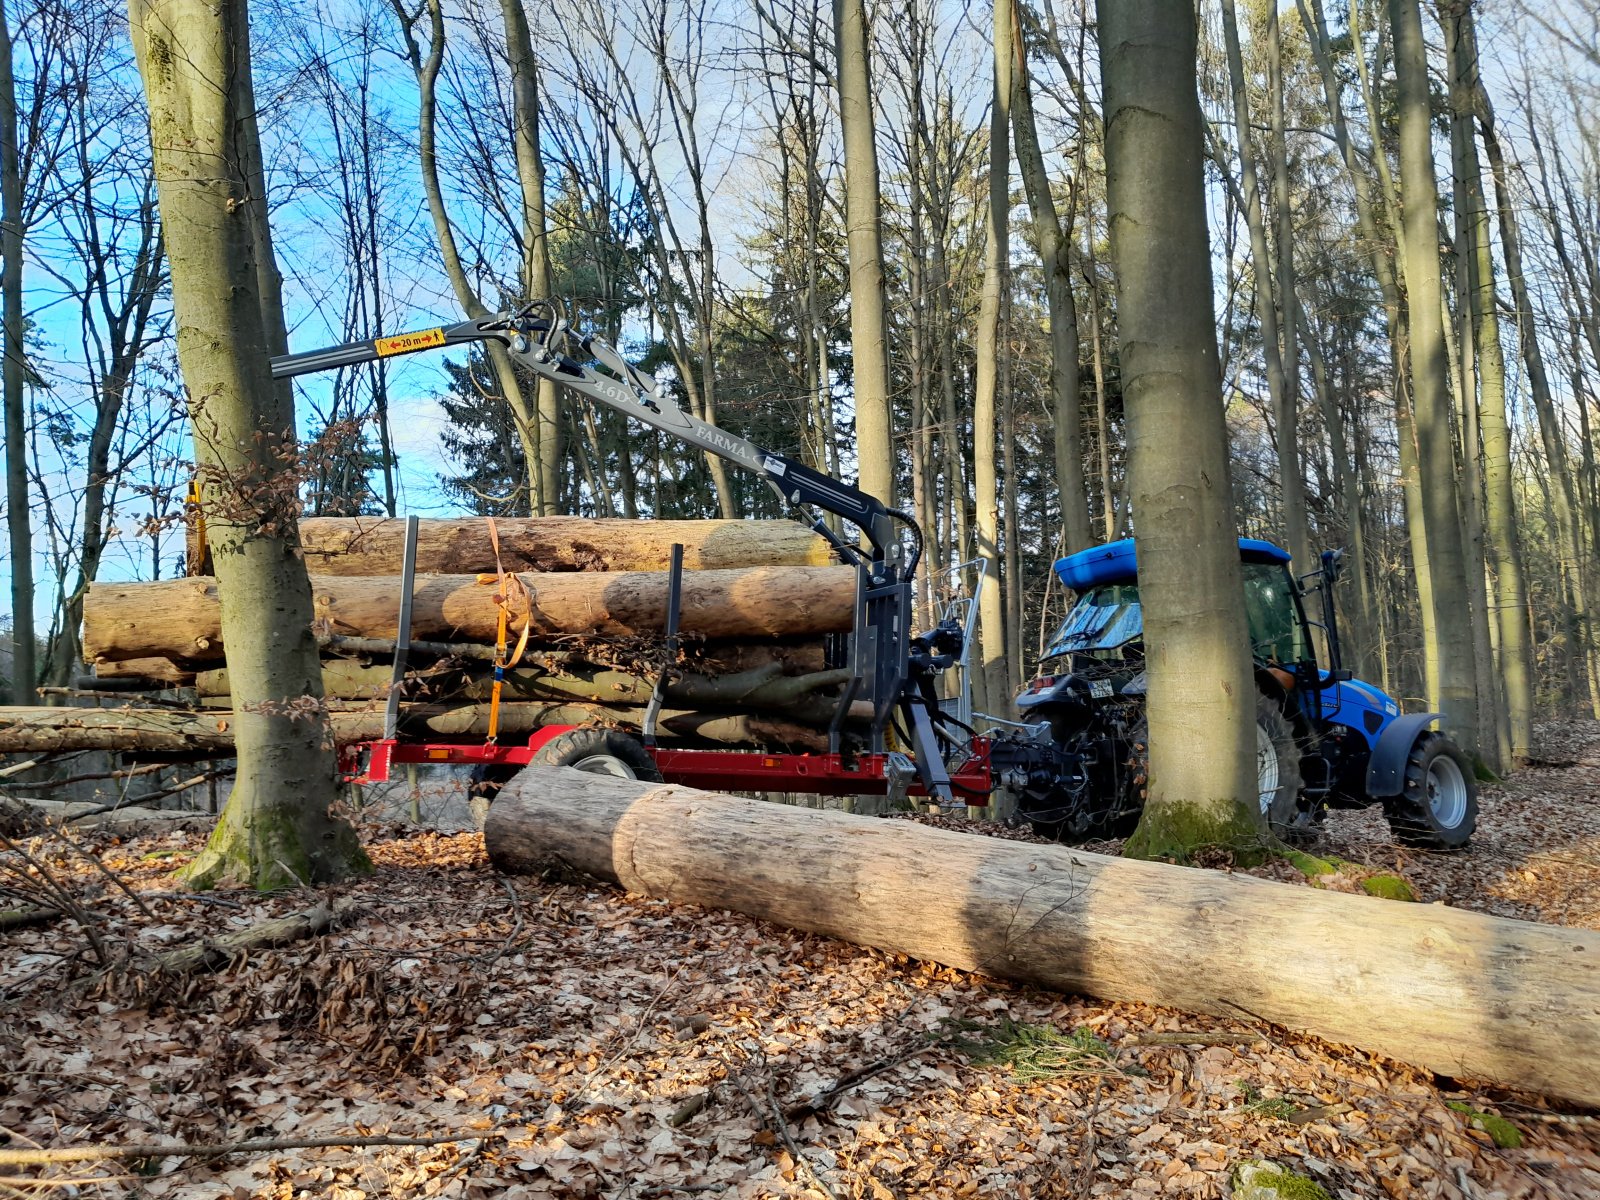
[0,703,829,756]
[187,516,836,576]
[483,771,1600,1109]
[83,565,857,664]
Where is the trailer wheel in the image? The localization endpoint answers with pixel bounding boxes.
[1382,731,1476,849]
[529,728,663,782]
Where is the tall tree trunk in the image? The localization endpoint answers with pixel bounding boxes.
[1265,2,1308,571]
[0,0,30,702]
[1298,0,1436,699]
[129,0,367,888]
[393,0,540,514]
[1479,110,1600,716]
[1446,1,1527,765]
[1219,0,1297,568]
[501,0,561,516]
[832,0,894,509]
[1389,0,1479,751]
[973,0,1011,707]
[1010,0,1090,554]
[1099,0,1260,862]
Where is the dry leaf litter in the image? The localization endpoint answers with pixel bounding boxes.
[2,720,1597,1199]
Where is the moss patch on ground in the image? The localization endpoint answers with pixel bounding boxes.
[1446,1101,1523,1148]
[1232,1161,1333,1200]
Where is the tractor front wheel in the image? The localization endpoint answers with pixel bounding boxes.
[1382,731,1476,849]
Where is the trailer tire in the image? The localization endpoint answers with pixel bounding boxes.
[529,728,663,782]
[1382,731,1476,849]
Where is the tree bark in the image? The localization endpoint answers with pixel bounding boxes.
[129,0,365,889]
[832,0,895,509]
[484,773,1600,1110]
[972,0,1011,708]
[84,566,859,663]
[0,0,31,702]
[1219,0,1299,572]
[1010,0,1090,555]
[1098,0,1260,861]
[190,516,835,576]
[1389,0,1480,751]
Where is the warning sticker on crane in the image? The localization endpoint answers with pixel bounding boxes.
[374,327,446,357]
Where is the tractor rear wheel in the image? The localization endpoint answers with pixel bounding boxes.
[1382,731,1476,849]
[1256,694,1305,840]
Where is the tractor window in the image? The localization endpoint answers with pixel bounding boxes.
[1242,563,1306,665]
[1042,583,1143,661]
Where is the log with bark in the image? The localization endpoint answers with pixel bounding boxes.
[483,771,1600,1109]
[0,702,830,756]
[82,565,857,664]
[186,516,835,576]
[193,659,852,722]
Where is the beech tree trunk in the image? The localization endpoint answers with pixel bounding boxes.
[1390,0,1479,750]
[1099,0,1260,861]
[484,773,1600,1109]
[129,0,365,889]
[832,0,894,508]
[190,516,835,576]
[84,566,858,663]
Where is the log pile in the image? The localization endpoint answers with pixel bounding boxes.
[68,517,858,755]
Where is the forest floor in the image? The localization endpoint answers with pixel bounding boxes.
[1,721,1598,1200]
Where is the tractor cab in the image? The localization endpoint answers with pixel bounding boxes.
[1006,536,1471,851]
[1030,538,1316,698]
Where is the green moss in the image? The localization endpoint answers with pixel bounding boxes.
[1123,799,1271,867]
[174,787,371,892]
[948,1020,1125,1082]
[1232,1161,1333,1200]
[1361,874,1417,901]
[1447,1101,1523,1148]
[1280,849,1338,877]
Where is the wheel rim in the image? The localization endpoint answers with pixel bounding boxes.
[1257,723,1280,815]
[569,753,639,779]
[1426,754,1468,829]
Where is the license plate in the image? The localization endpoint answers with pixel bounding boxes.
[1089,679,1114,699]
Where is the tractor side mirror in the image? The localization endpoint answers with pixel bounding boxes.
[1321,548,1346,583]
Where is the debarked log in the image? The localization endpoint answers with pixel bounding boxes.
[483,772,1600,1110]
[83,565,858,664]
[187,515,836,575]
[0,703,832,756]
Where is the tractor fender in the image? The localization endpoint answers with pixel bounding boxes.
[1365,712,1441,798]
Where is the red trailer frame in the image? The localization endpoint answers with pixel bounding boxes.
[339,730,993,800]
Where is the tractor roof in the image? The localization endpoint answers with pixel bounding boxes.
[1053,537,1291,591]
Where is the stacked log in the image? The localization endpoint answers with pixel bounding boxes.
[73,517,858,755]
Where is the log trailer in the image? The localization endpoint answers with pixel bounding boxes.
[275,304,1477,848]
[272,303,990,807]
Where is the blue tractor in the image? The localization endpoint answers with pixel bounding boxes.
[994,537,1477,849]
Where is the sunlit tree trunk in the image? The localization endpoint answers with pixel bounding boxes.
[130,0,367,888]
[972,0,1011,706]
[1100,0,1260,862]
[1389,0,1479,751]
[501,0,561,516]
[832,0,894,508]
[0,0,31,701]
[1011,0,1090,554]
